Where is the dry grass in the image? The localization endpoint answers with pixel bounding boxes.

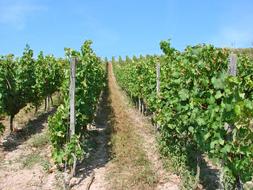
[108,118,157,190]
[21,152,43,169]
[29,131,50,148]
[106,63,157,190]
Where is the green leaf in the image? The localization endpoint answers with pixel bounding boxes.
[221,144,232,153]
[211,77,224,89]
[207,96,215,104]
[210,140,217,149]
[219,139,225,145]
[239,93,245,99]
[204,132,211,140]
[196,117,205,126]
[188,126,194,133]
[215,91,223,99]
[178,89,189,101]
[56,131,64,137]
[244,100,253,109]
[234,104,241,116]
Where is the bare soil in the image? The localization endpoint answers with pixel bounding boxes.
[0,64,180,190]
[0,106,63,190]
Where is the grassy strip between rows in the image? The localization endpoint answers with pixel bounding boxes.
[106,68,157,190]
[107,112,157,190]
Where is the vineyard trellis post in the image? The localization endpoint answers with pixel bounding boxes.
[70,57,76,136]
[138,97,141,112]
[155,62,161,130]
[220,53,242,190]
[228,53,237,76]
[141,98,145,115]
[156,63,160,95]
[69,57,77,178]
[228,53,243,190]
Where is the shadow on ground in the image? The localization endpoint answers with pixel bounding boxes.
[184,145,220,190]
[1,108,56,152]
[72,69,114,187]
[199,156,220,190]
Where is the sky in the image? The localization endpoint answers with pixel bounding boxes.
[0,0,253,58]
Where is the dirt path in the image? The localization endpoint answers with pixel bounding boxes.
[106,63,180,190]
[72,63,180,190]
[0,63,180,190]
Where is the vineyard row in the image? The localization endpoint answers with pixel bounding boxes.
[113,40,253,189]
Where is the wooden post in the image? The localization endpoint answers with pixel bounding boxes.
[155,63,161,130]
[50,95,53,106]
[47,96,50,110]
[194,153,201,189]
[228,53,237,76]
[220,53,239,189]
[44,98,47,111]
[228,53,243,190]
[141,99,145,115]
[138,97,141,112]
[69,57,76,137]
[226,53,237,134]
[10,115,14,132]
[156,63,160,95]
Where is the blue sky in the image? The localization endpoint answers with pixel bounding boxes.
[0,0,253,58]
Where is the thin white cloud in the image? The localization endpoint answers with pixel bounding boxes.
[0,1,46,30]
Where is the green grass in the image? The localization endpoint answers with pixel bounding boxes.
[29,131,49,148]
[21,151,52,172]
[108,120,157,190]
[41,159,52,172]
[22,153,43,169]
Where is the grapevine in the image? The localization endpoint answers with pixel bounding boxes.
[48,40,105,165]
[113,40,253,188]
[0,45,64,132]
